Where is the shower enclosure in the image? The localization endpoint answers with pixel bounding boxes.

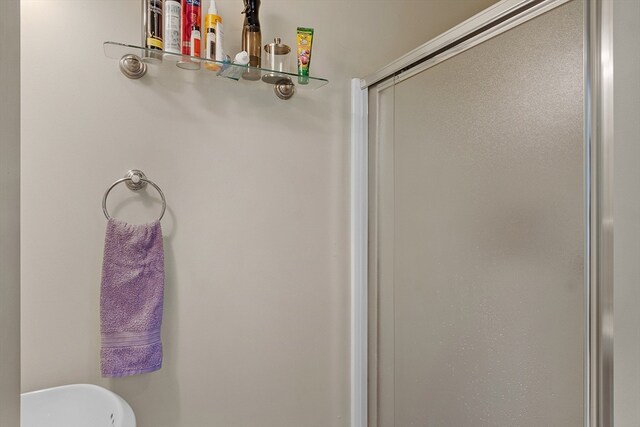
[351,0,613,425]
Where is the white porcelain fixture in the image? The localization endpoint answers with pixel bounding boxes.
[21,384,136,427]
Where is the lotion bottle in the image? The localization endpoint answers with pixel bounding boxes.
[177,0,201,69]
[163,0,182,57]
[204,0,222,71]
[190,25,201,58]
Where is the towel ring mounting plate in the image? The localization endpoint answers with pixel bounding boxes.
[102,169,166,221]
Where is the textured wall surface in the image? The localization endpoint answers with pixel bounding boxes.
[0,0,21,425]
[20,1,495,426]
[374,2,584,425]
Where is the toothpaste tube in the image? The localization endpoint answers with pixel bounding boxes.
[296,27,314,85]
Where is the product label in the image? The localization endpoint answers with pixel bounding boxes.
[191,34,201,57]
[296,29,313,77]
[146,0,163,50]
[206,31,216,60]
[164,2,181,53]
[147,37,163,49]
[181,0,201,55]
[149,2,162,14]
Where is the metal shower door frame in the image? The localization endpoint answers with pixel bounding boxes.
[350,0,614,426]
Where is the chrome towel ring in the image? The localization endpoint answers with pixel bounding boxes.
[102,169,166,221]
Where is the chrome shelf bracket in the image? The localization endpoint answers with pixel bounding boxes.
[119,54,147,79]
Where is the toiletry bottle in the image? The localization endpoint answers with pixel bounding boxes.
[296,27,314,84]
[142,0,163,63]
[190,25,201,58]
[216,21,225,62]
[178,0,202,69]
[241,0,261,80]
[164,0,182,56]
[204,0,222,71]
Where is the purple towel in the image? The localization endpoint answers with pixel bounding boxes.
[100,218,164,377]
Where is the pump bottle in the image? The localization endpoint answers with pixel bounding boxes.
[241,0,261,80]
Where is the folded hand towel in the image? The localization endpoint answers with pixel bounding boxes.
[100,218,164,377]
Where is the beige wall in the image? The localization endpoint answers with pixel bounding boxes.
[0,0,21,425]
[613,0,640,425]
[20,1,495,426]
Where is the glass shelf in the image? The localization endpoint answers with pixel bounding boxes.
[104,41,329,91]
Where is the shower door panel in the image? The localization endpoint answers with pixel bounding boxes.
[370,1,585,426]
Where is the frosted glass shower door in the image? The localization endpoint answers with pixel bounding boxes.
[368,1,585,426]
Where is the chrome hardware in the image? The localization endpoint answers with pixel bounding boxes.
[102,169,166,221]
[119,54,147,79]
[274,78,295,100]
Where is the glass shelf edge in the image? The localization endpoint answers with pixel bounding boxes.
[104,41,329,89]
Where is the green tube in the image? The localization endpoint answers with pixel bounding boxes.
[296,27,314,85]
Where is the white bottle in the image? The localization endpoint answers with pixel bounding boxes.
[190,25,201,62]
[163,0,181,56]
[215,21,225,62]
[204,0,222,70]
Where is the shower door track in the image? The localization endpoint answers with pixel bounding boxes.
[350,0,614,426]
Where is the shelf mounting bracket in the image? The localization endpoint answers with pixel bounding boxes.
[119,54,147,79]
